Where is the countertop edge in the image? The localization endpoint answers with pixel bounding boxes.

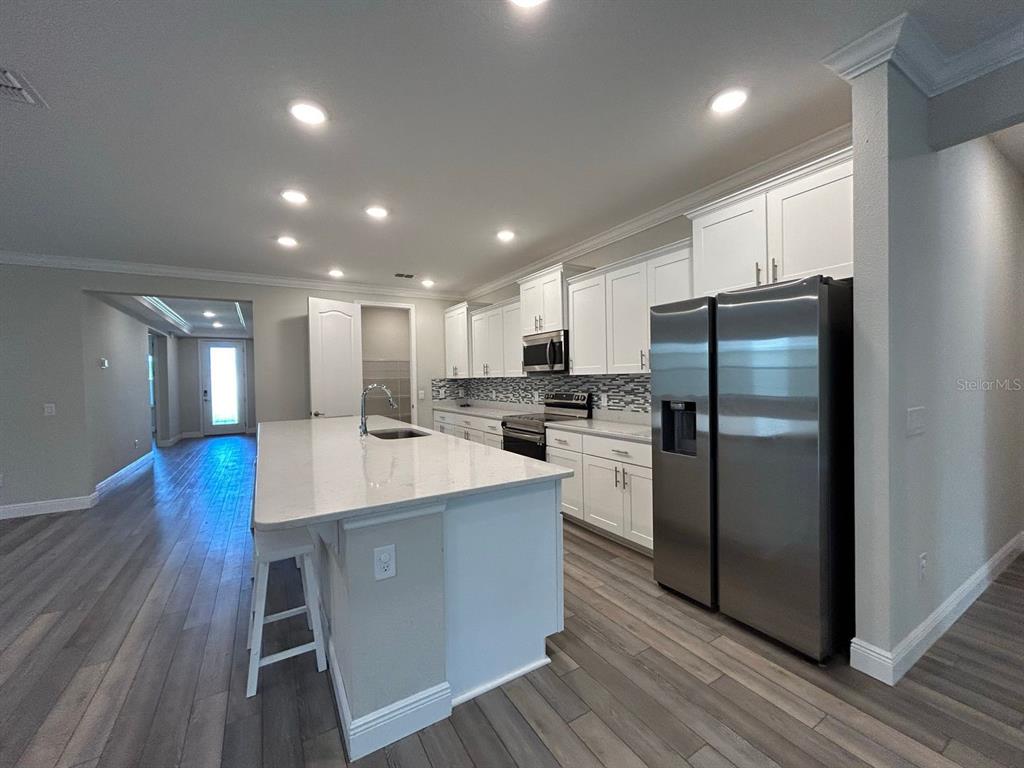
[545,422,652,445]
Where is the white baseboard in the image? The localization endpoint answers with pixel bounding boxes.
[451,655,550,706]
[181,431,203,439]
[156,434,181,448]
[246,427,257,435]
[0,492,99,520]
[95,452,153,495]
[327,641,452,761]
[851,529,1024,685]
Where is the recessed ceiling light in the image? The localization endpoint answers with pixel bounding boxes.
[202,310,216,318]
[281,189,308,205]
[710,88,748,114]
[276,235,298,248]
[328,268,344,278]
[289,101,327,126]
[421,279,435,288]
[212,321,224,328]
[365,205,388,220]
[510,0,547,7]
[497,229,516,243]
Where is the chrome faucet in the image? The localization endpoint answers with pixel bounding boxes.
[359,383,398,436]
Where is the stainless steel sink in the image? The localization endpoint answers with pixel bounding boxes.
[368,428,429,440]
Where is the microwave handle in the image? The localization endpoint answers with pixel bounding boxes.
[546,338,554,368]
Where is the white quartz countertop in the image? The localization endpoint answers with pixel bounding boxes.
[546,419,652,444]
[431,403,521,421]
[254,416,570,530]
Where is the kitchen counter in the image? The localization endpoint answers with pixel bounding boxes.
[546,418,652,444]
[254,415,569,530]
[253,414,566,760]
[431,402,524,421]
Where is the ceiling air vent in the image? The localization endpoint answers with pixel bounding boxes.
[393,273,416,279]
[0,69,47,108]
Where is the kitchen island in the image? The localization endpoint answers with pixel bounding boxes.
[253,415,571,760]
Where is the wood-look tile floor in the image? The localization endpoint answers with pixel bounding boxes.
[1,436,1022,768]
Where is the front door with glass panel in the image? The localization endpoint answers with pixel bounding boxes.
[200,340,247,435]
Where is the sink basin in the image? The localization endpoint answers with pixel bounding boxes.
[369,428,429,440]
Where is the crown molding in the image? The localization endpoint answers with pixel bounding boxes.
[466,123,851,300]
[823,13,1024,97]
[0,250,462,301]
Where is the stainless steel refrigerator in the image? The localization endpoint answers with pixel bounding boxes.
[716,276,852,661]
[650,297,717,609]
[651,276,853,660]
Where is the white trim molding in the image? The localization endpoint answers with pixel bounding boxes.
[0,250,463,301]
[96,452,153,495]
[0,492,99,520]
[851,530,1024,685]
[451,656,550,706]
[327,642,452,761]
[823,13,1024,97]
[157,434,182,448]
[466,124,851,300]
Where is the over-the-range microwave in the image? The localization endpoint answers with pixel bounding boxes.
[523,329,569,374]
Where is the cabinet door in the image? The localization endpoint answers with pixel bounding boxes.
[647,246,693,308]
[486,309,505,377]
[692,195,767,296]
[582,455,623,534]
[540,271,564,332]
[767,160,853,282]
[520,279,542,335]
[623,463,653,548]
[546,447,583,520]
[605,262,647,374]
[502,303,524,377]
[567,275,607,375]
[470,311,488,377]
[466,428,487,445]
[484,433,503,449]
[443,310,460,378]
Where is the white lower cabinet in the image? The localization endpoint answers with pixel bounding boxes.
[546,446,583,520]
[484,433,503,449]
[550,428,652,550]
[434,412,501,445]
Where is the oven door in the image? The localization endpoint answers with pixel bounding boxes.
[502,427,546,460]
[523,330,568,374]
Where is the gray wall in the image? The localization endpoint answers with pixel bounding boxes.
[153,334,181,443]
[361,306,411,361]
[0,264,450,505]
[81,294,152,486]
[852,63,1024,652]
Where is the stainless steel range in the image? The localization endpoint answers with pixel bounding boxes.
[501,393,592,460]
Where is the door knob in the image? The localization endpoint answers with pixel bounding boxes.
[313,411,322,417]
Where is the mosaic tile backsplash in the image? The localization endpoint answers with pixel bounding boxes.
[431,374,651,413]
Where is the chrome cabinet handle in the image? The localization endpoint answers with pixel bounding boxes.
[772,257,778,282]
[755,261,762,286]
[614,466,619,487]
[622,468,629,489]
[611,448,630,456]
[538,314,543,329]
[640,349,645,369]
[554,437,568,444]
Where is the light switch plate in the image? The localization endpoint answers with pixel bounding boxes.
[906,406,926,437]
[418,390,425,401]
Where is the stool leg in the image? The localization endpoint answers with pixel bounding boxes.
[247,560,270,697]
[302,552,327,672]
[298,558,313,630]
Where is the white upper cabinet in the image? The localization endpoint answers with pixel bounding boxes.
[519,279,543,335]
[646,245,693,309]
[443,302,479,379]
[689,152,853,297]
[539,271,564,333]
[567,275,607,375]
[692,196,768,296]
[470,304,508,377]
[605,262,648,374]
[767,159,853,282]
[501,303,524,377]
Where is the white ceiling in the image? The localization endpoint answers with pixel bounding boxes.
[97,294,253,338]
[3,1,1021,294]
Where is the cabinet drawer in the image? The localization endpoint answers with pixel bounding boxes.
[546,429,582,452]
[435,411,454,424]
[454,414,500,432]
[582,435,651,468]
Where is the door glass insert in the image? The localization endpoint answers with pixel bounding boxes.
[209,346,239,425]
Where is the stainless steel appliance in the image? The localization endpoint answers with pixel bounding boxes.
[522,330,569,374]
[715,276,852,661]
[650,297,718,609]
[502,392,591,459]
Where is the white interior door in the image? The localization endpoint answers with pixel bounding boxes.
[308,297,363,418]
[200,340,247,436]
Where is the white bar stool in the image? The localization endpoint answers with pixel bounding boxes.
[247,527,327,697]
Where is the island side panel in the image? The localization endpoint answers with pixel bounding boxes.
[444,479,561,704]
